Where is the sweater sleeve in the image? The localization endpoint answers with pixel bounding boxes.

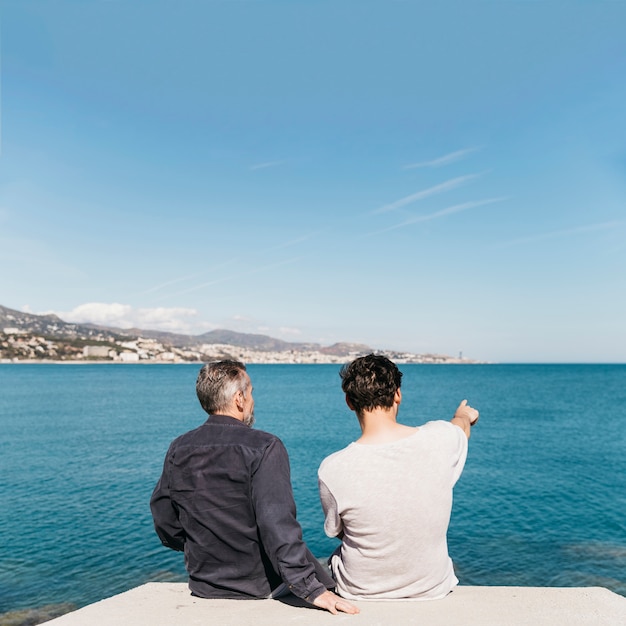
[446,421,469,486]
[318,476,343,539]
[250,438,329,603]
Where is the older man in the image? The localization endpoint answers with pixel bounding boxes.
[318,354,479,601]
[150,360,357,615]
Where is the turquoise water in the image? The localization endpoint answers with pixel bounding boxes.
[1,363,625,616]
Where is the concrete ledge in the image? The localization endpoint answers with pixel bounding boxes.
[44,583,626,626]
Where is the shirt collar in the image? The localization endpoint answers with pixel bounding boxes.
[207,414,248,427]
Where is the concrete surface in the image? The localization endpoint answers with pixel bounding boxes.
[44,583,626,625]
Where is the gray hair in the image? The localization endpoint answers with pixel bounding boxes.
[196,360,249,415]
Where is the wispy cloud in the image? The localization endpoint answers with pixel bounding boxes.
[366,197,507,236]
[494,220,625,248]
[372,173,484,214]
[264,231,322,252]
[140,269,217,296]
[141,259,238,296]
[145,235,318,301]
[250,160,287,171]
[403,147,480,170]
[164,256,302,300]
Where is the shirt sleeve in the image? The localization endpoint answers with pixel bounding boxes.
[250,438,328,603]
[318,476,343,539]
[443,420,469,486]
[149,445,187,552]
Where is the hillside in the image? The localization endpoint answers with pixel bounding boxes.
[0,304,370,355]
[0,304,473,364]
[0,304,379,362]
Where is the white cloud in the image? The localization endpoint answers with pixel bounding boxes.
[44,302,211,333]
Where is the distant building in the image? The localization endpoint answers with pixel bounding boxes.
[83,345,111,358]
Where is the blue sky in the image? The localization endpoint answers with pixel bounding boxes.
[2,1,625,362]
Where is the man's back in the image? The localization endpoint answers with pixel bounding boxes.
[150,360,360,615]
[318,420,468,600]
[151,414,321,599]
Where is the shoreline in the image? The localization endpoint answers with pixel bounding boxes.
[0,358,484,365]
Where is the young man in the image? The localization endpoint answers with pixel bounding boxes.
[151,360,358,615]
[318,354,479,600]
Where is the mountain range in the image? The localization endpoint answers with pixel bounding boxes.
[0,304,372,357]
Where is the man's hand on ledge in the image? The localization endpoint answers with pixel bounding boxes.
[312,589,360,615]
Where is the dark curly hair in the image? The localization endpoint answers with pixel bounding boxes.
[340,354,403,415]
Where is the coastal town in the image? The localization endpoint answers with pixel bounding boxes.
[0,328,473,364]
[0,304,477,364]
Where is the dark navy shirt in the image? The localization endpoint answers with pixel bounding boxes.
[150,414,331,601]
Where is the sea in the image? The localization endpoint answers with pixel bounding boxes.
[1,363,625,620]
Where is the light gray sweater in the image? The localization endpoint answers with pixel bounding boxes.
[318,420,468,600]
